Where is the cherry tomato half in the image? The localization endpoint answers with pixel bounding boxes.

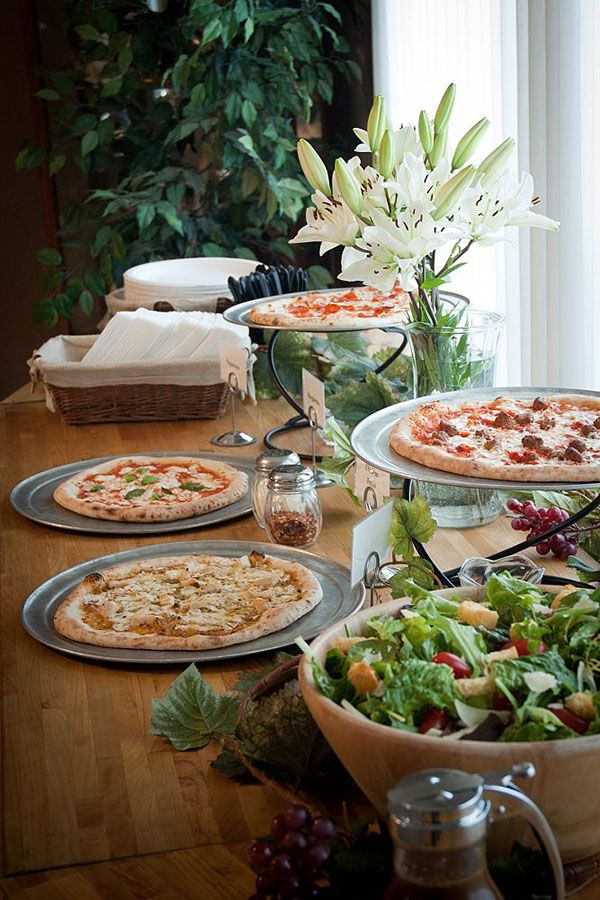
[549,707,589,734]
[419,709,451,734]
[492,690,513,711]
[432,652,473,679]
[501,639,547,657]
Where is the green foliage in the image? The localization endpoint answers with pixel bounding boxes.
[19,0,358,326]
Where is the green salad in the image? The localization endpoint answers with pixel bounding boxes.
[307,574,600,742]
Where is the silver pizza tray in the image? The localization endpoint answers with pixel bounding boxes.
[10,452,256,535]
[223,291,408,333]
[21,540,364,665]
[350,386,600,491]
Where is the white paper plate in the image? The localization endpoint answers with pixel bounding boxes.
[124,257,258,289]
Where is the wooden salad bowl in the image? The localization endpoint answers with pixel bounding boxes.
[299,586,600,863]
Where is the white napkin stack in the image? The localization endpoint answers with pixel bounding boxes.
[81,309,246,366]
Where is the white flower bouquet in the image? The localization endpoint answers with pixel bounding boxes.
[291,84,558,330]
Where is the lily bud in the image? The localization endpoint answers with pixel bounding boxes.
[378,130,395,178]
[434,83,456,133]
[451,117,490,169]
[367,95,388,153]
[334,158,363,215]
[432,164,476,220]
[418,111,434,154]
[429,126,447,166]
[477,137,516,186]
[297,139,331,197]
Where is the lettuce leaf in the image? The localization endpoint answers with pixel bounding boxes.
[485,573,550,626]
[493,649,576,696]
[380,658,458,726]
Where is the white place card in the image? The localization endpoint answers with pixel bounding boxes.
[301,369,326,428]
[351,501,393,587]
[219,342,248,393]
[353,458,391,510]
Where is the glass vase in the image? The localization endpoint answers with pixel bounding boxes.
[405,307,506,528]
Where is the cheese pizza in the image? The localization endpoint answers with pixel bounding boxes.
[53,551,323,650]
[247,285,410,330]
[390,394,600,482]
[53,455,248,522]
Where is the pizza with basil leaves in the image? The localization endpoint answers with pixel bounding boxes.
[53,456,248,522]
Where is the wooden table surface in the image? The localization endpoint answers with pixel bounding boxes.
[0,389,596,899]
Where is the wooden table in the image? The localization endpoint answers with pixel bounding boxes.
[0,390,595,898]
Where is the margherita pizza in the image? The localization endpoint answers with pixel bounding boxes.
[247,285,409,330]
[390,394,600,482]
[53,551,323,650]
[53,455,248,522]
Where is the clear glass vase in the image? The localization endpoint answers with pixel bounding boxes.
[405,307,506,528]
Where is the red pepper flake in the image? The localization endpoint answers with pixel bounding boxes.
[266,511,319,546]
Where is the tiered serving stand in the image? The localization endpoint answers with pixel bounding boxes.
[223,289,408,459]
[351,387,600,588]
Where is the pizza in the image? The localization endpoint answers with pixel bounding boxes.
[53,551,323,649]
[53,455,248,522]
[247,285,409,330]
[390,394,600,482]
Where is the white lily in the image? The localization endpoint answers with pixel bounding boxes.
[289,190,359,255]
[460,172,560,245]
[354,124,421,165]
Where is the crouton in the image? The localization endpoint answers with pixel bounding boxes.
[551,584,578,609]
[486,646,519,663]
[456,675,494,698]
[565,691,595,721]
[457,600,499,629]
[347,661,379,695]
[335,636,366,654]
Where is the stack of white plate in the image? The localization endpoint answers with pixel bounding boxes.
[110,257,259,313]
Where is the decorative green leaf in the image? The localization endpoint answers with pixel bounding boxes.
[328,372,401,428]
[118,46,133,73]
[151,664,239,751]
[241,99,257,127]
[389,559,437,596]
[211,749,249,778]
[36,248,62,267]
[81,131,99,157]
[244,18,254,42]
[49,153,66,176]
[102,77,123,98]
[78,290,94,315]
[390,496,437,560]
[136,202,156,231]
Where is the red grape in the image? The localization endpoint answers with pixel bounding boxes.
[249,840,275,869]
[282,804,311,832]
[271,814,288,841]
[305,842,332,872]
[269,853,293,881]
[278,873,302,898]
[311,817,337,840]
[256,870,278,896]
[506,498,583,559]
[549,706,589,734]
[419,708,451,734]
[501,639,546,657]
[281,830,309,854]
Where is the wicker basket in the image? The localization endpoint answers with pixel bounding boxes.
[105,288,234,316]
[47,380,229,425]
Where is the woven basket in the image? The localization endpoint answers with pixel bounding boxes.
[46,380,229,425]
[105,289,234,316]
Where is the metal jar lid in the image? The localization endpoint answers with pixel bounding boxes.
[387,769,489,849]
[267,463,316,492]
[255,449,301,474]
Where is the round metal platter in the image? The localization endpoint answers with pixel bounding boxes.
[10,452,256,535]
[351,386,600,491]
[21,540,364,665]
[222,291,408,333]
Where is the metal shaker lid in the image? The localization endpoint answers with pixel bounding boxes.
[255,449,301,474]
[267,463,316,491]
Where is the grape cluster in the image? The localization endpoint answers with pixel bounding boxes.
[507,498,579,560]
[248,805,342,899]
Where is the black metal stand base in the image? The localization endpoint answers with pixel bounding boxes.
[401,478,600,589]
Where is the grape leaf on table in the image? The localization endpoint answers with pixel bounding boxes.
[390,496,437,560]
[327,372,401,427]
[150,664,239,750]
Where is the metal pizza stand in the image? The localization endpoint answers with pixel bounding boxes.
[350,386,600,588]
[223,289,409,459]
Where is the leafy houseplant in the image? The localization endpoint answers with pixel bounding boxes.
[18,0,359,327]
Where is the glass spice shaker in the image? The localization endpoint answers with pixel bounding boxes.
[264,464,322,548]
[252,449,300,528]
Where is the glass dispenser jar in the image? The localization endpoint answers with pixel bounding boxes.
[252,449,300,528]
[264,464,322,548]
[384,765,565,900]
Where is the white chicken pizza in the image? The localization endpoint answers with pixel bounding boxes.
[53,551,323,650]
[53,455,248,522]
[247,285,410,330]
[390,394,600,482]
